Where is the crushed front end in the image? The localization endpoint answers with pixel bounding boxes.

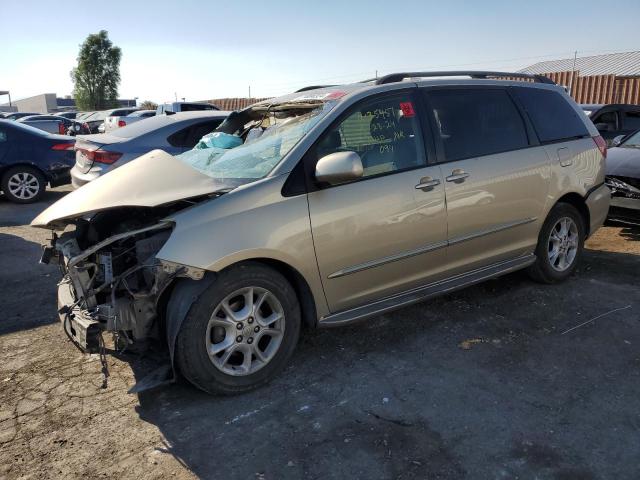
[606,176,640,225]
[41,208,204,353]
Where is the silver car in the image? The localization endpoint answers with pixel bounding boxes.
[70,111,229,188]
[33,71,610,395]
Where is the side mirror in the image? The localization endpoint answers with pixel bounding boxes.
[611,135,625,147]
[594,122,610,132]
[315,151,363,185]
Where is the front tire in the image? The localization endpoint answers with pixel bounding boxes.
[528,203,585,284]
[175,262,301,395]
[1,166,46,204]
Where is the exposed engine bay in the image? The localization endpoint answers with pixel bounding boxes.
[42,203,207,353]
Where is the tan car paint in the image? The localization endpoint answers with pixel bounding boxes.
[156,174,332,318]
[308,165,449,311]
[440,145,551,276]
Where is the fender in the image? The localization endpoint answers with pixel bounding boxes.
[165,273,217,370]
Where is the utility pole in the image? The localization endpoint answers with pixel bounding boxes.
[248,85,251,99]
[568,50,578,96]
[375,70,378,79]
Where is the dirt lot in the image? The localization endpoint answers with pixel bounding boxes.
[1,187,639,480]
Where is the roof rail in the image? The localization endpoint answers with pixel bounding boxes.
[374,71,555,85]
[294,85,337,92]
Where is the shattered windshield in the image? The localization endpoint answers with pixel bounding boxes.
[177,101,336,182]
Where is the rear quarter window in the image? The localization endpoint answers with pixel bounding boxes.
[512,88,589,143]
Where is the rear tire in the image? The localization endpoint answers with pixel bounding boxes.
[175,262,301,395]
[528,203,585,284]
[1,166,46,204]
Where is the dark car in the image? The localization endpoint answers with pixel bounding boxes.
[17,115,90,136]
[0,120,75,203]
[3,112,41,121]
[605,129,640,224]
[55,111,79,120]
[581,103,640,144]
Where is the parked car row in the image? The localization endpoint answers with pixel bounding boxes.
[71,110,228,187]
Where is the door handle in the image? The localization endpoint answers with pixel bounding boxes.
[446,169,470,183]
[415,177,441,191]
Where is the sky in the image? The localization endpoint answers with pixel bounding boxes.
[1,0,639,104]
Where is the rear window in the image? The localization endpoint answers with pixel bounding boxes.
[426,89,529,161]
[623,111,640,130]
[513,88,589,143]
[3,121,49,137]
[179,103,218,112]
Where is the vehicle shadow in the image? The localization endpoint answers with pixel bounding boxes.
[0,186,71,227]
[0,232,61,336]
[619,224,640,242]
[129,247,640,479]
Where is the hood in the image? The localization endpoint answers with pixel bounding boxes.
[606,147,640,178]
[32,149,229,228]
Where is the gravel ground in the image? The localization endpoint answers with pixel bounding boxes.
[0,187,639,480]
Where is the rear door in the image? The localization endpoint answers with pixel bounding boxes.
[307,90,449,312]
[423,87,550,274]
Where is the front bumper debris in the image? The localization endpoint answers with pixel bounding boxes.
[45,221,205,356]
[58,281,101,352]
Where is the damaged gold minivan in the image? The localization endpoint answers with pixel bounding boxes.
[32,72,610,394]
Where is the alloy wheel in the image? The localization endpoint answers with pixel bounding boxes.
[205,287,285,376]
[547,217,579,272]
[7,172,40,200]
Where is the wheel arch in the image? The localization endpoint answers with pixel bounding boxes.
[0,162,48,183]
[552,192,591,235]
[160,258,319,374]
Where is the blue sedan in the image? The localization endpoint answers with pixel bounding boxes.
[0,120,75,203]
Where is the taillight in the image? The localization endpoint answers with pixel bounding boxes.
[78,148,122,164]
[58,122,66,134]
[118,120,126,128]
[593,135,607,159]
[51,143,74,150]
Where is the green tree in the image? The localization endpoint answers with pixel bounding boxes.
[71,30,121,110]
[139,100,158,110]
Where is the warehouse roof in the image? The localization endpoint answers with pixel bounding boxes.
[520,51,640,77]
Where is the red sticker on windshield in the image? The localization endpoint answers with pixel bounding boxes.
[400,102,415,117]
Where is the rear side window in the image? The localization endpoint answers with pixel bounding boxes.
[512,88,589,143]
[167,120,223,148]
[426,89,529,161]
[623,111,640,130]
